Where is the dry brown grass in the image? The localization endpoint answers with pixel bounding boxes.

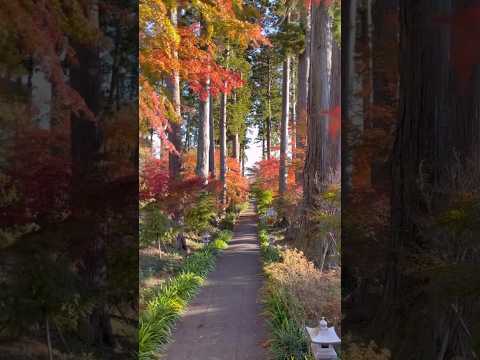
[342,340,391,359]
[264,248,341,330]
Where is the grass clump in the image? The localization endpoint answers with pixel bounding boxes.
[259,227,281,263]
[263,285,312,360]
[139,230,232,359]
[211,230,233,250]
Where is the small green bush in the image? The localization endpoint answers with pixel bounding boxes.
[140,204,173,248]
[259,227,281,263]
[185,192,216,235]
[219,212,236,230]
[216,229,233,243]
[210,230,233,251]
[253,188,274,216]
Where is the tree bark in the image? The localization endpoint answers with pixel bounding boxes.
[69,0,113,347]
[209,95,215,177]
[196,78,210,183]
[167,6,182,180]
[267,58,272,159]
[279,55,290,196]
[232,132,240,162]
[377,1,480,357]
[303,2,333,208]
[295,2,311,183]
[342,0,363,202]
[220,91,227,206]
[291,62,297,165]
[329,38,341,175]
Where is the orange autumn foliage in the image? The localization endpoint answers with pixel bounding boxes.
[139,0,269,152]
[253,158,297,196]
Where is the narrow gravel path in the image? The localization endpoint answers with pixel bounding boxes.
[163,204,267,360]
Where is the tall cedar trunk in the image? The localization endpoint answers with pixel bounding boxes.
[167,7,182,180]
[342,0,362,201]
[196,79,210,183]
[378,0,480,357]
[220,91,227,206]
[262,136,266,159]
[364,0,374,127]
[70,0,112,346]
[291,63,297,163]
[233,132,240,162]
[240,145,245,176]
[329,39,341,175]
[168,7,186,251]
[209,95,215,177]
[266,58,272,159]
[303,2,332,208]
[295,2,311,182]
[279,55,290,196]
[370,0,399,193]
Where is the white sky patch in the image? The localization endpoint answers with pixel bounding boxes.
[245,125,263,171]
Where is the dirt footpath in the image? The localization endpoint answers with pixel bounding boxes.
[164,206,267,360]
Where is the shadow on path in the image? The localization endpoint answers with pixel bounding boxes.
[163,205,267,360]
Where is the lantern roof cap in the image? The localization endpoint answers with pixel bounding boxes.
[306,317,341,344]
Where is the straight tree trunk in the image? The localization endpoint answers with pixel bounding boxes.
[295,2,311,183]
[168,5,187,251]
[69,0,113,347]
[279,55,290,196]
[342,0,362,201]
[303,2,332,208]
[220,91,227,206]
[291,63,297,164]
[266,58,272,159]
[378,1,480,358]
[262,136,266,160]
[232,132,240,162]
[240,145,245,176]
[196,78,210,183]
[167,6,182,180]
[329,38,341,175]
[209,95,215,177]
[45,315,53,360]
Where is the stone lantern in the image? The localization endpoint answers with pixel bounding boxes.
[201,232,211,244]
[306,317,341,360]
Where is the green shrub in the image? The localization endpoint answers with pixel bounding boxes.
[140,204,173,248]
[253,188,273,216]
[209,230,233,251]
[219,212,236,231]
[216,229,233,243]
[263,244,282,263]
[185,192,216,234]
[259,227,281,263]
